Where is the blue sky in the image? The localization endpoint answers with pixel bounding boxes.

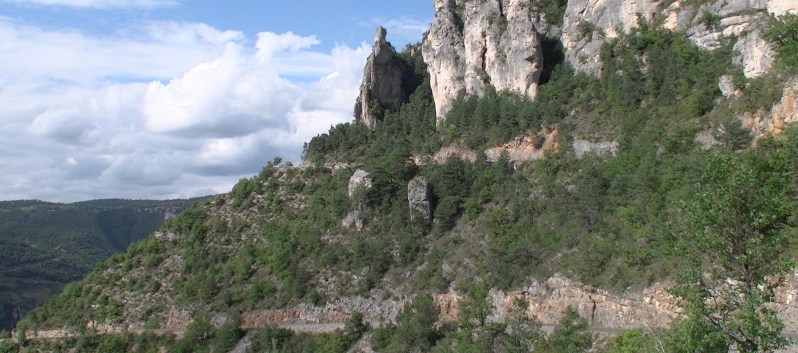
[0,0,433,202]
[0,0,432,50]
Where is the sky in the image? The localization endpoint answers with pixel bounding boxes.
[0,0,434,203]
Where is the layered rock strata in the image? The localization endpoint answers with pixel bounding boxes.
[423,0,545,123]
[354,27,406,129]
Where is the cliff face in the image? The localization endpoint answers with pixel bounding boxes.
[562,0,798,77]
[354,27,406,129]
[419,0,796,123]
[561,0,662,75]
[423,0,545,124]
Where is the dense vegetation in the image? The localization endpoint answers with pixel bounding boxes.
[0,197,209,331]
[5,11,798,353]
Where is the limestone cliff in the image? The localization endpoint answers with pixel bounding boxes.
[561,0,797,77]
[423,0,545,124]
[354,27,406,129]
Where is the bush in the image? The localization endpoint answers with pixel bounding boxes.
[536,307,594,353]
[602,329,659,353]
[96,335,132,353]
[766,13,798,69]
[373,295,440,352]
[170,315,214,353]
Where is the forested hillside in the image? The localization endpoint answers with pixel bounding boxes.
[3,3,798,353]
[0,197,211,331]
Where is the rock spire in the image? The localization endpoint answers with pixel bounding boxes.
[353,27,406,129]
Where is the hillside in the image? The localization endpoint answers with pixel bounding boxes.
[4,0,798,352]
[0,197,212,331]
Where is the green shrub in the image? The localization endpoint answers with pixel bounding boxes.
[766,13,798,69]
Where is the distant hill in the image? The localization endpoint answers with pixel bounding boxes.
[6,0,798,352]
[0,196,212,331]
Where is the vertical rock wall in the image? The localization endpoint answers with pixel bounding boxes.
[354,27,406,130]
[423,0,545,124]
[561,0,797,78]
[561,0,663,75]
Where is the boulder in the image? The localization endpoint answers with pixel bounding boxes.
[408,177,433,226]
[342,203,367,231]
[718,75,740,99]
[353,27,406,129]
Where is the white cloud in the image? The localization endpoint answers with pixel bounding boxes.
[28,108,95,143]
[0,20,371,203]
[142,42,300,138]
[0,19,243,84]
[1,0,179,9]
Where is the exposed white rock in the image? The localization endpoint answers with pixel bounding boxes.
[423,0,468,123]
[744,78,798,137]
[562,0,663,75]
[354,27,406,129]
[423,0,544,123]
[768,0,798,16]
[573,139,618,158]
[733,29,775,78]
[407,177,433,226]
[347,169,372,199]
[344,169,372,231]
[718,75,740,99]
[561,0,777,78]
[342,203,367,231]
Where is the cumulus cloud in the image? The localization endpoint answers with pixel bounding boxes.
[142,42,300,138]
[28,108,96,143]
[0,19,243,84]
[0,20,370,202]
[1,0,179,8]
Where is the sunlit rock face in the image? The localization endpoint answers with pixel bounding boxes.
[423,0,544,125]
[354,27,406,130]
[561,0,794,78]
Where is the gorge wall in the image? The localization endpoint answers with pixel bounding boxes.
[561,0,798,77]
[422,0,547,124]
[419,0,798,125]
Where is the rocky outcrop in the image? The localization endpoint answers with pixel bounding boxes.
[344,169,372,231]
[423,0,545,123]
[561,0,662,75]
[240,298,407,328]
[484,129,558,164]
[573,139,618,158]
[492,276,680,328]
[347,169,372,199]
[718,75,740,99]
[769,0,798,16]
[342,203,367,231]
[408,177,433,226]
[561,0,795,78]
[743,78,798,137]
[354,27,406,129]
[237,275,680,330]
